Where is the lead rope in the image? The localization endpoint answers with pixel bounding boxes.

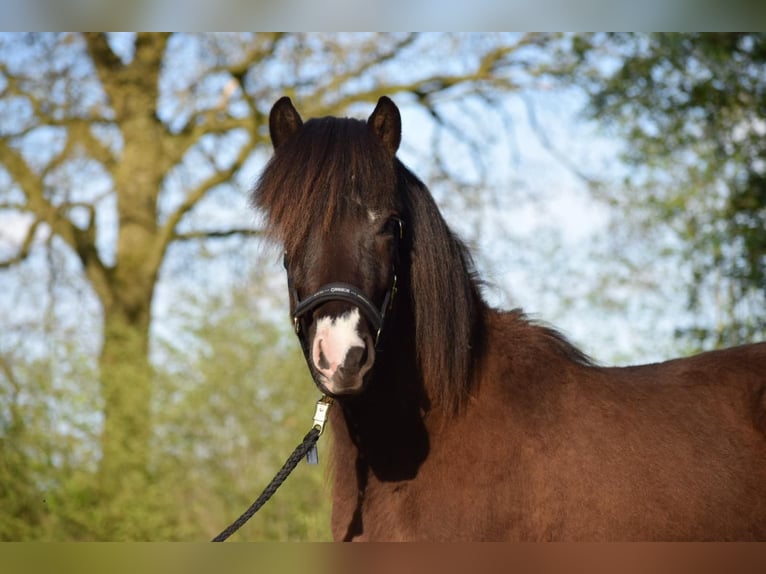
[211,396,334,542]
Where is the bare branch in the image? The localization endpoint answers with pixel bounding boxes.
[0,139,111,305]
[0,201,26,210]
[312,34,418,104]
[167,113,255,170]
[0,139,56,224]
[313,48,522,120]
[165,35,287,169]
[152,135,258,270]
[521,93,601,189]
[63,120,118,167]
[2,85,112,149]
[82,32,124,76]
[172,228,263,242]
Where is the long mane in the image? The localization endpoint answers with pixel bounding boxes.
[397,163,487,412]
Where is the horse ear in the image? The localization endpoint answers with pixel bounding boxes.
[367,96,401,154]
[269,96,303,149]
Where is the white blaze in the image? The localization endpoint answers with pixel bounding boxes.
[312,308,365,377]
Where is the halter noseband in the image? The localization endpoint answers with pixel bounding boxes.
[292,281,396,345]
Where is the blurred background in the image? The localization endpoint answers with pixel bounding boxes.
[1,33,764,540]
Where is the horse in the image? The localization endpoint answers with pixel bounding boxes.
[252,95,766,541]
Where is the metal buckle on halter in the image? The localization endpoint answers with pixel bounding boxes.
[312,395,334,435]
[389,272,398,310]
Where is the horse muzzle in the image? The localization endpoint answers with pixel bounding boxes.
[309,306,376,395]
[288,279,396,398]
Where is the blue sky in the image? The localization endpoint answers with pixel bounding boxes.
[0,34,698,375]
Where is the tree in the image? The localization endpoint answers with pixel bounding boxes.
[0,250,331,540]
[562,33,766,349]
[0,32,558,538]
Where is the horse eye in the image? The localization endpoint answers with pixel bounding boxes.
[380,216,403,238]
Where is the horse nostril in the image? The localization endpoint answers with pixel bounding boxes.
[317,340,331,370]
[344,345,368,370]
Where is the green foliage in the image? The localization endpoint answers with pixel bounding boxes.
[0,402,45,539]
[0,340,103,540]
[150,273,332,541]
[567,33,766,349]
[0,261,331,540]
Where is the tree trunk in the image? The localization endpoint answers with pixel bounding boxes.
[97,307,154,537]
[92,35,168,536]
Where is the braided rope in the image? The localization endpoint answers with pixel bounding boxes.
[211,427,320,542]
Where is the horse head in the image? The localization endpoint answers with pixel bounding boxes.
[260,96,405,397]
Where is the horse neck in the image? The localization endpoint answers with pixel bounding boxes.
[330,294,431,481]
[328,238,488,480]
[345,292,426,419]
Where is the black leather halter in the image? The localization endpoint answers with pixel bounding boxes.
[292,281,395,344]
[284,218,403,358]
